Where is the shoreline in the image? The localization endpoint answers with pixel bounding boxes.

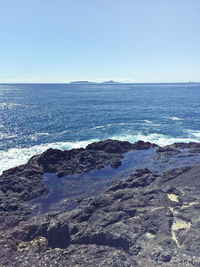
[2,131,200,175]
[1,139,200,266]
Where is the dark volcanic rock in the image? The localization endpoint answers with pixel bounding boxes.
[27,139,157,177]
[156,145,181,154]
[1,164,200,266]
[109,157,121,168]
[165,142,200,153]
[28,148,68,171]
[131,140,158,150]
[86,139,133,153]
[108,168,158,191]
[0,139,156,231]
[86,139,157,153]
[1,139,200,266]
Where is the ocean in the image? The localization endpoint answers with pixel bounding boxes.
[0,83,200,174]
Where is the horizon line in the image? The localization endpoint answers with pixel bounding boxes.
[0,81,200,85]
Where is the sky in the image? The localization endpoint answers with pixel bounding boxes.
[0,0,200,83]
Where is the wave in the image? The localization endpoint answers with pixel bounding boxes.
[167,117,182,121]
[0,133,18,139]
[0,139,100,175]
[185,129,200,138]
[110,132,200,147]
[144,120,152,124]
[1,131,200,175]
[0,102,30,109]
[90,126,106,130]
[29,132,50,141]
[143,120,161,127]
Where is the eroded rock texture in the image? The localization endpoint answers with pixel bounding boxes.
[1,140,200,266]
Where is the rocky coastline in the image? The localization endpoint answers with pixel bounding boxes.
[1,139,200,266]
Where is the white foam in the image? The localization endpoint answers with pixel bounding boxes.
[90,126,105,130]
[0,139,100,174]
[36,132,50,136]
[0,102,28,109]
[1,131,200,175]
[110,132,199,147]
[0,132,18,139]
[186,129,200,139]
[92,123,138,128]
[143,120,161,127]
[29,132,50,141]
[144,120,152,124]
[168,117,182,121]
[192,133,200,138]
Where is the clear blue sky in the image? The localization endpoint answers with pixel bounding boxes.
[0,0,200,83]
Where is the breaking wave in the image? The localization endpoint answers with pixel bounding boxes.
[0,139,100,174]
[1,131,200,175]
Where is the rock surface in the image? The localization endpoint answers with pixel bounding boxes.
[0,140,157,230]
[1,139,200,266]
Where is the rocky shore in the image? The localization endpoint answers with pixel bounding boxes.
[1,139,200,266]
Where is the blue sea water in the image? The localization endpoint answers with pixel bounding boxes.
[0,83,200,173]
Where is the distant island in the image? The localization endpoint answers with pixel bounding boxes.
[70,80,121,84]
[70,81,96,84]
[102,80,120,84]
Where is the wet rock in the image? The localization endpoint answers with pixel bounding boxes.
[86,139,157,153]
[1,140,200,266]
[0,140,156,231]
[108,168,158,191]
[172,142,200,150]
[156,146,181,155]
[110,158,121,168]
[132,140,158,150]
[86,139,133,153]
[28,148,68,172]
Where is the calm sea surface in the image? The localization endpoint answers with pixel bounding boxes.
[0,83,200,173]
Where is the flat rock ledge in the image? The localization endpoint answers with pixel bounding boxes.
[1,139,200,266]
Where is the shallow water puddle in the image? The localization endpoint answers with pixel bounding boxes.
[29,148,200,215]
